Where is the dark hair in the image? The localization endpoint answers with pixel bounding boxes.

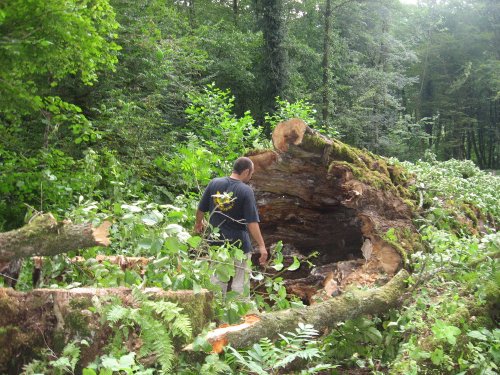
[233,157,254,174]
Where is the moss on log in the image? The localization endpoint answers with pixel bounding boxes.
[202,269,409,351]
[0,287,213,373]
[0,214,110,262]
[248,119,421,283]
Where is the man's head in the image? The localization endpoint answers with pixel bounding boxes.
[233,157,254,182]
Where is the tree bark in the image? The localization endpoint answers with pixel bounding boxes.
[202,269,409,352]
[248,119,418,280]
[0,287,213,373]
[322,0,332,125]
[0,214,110,262]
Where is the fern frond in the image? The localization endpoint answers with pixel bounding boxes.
[200,354,232,375]
[106,304,130,324]
[148,300,183,321]
[131,286,148,304]
[152,328,174,373]
[171,313,192,339]
[227,347,268,375]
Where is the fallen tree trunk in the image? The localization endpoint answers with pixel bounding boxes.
[0,287,213,373]
[248,119,422,291]
[201,269,409,352]
[0,213,110,262]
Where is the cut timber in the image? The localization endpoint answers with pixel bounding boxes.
[0,214,110,262]
[0,287,213,373]
[248,119,420,285]
[198,269,409,352]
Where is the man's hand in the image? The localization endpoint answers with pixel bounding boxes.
[258,245,268,266]
[194,220,205,234]
[194,209,206,234]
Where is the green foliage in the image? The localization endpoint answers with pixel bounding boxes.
[401,157,499,224]
[0,147,140,231]
[2,0,499,373]
[156,84,266,193]
[154,136,221,193]
[185,84,265,160]
[199,354,232,375]
[403,0,500,168]
[383,158,500,374]
[22,339,87,375]
[321,315,401,371]
[226,323,336,374]
[0,0,119,118]
[265,97,317,127]
[97,288,192,373]
[84,352,154,375]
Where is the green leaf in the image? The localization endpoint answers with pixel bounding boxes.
[287,256,300,271]
[116,352,136,369]
[215,263,234,282]
[101,356,120,371]
[82,369,97,375]
[467,330,488,341]
[141,214,159,226]
[432,320,461,345]
[271,263,284,271]
[430,347,445,365]
[193,281,202,294]
[121,204,142,213]
[164,237,181,254]
[192,334,213,352]
[365,327,383,344]
[187,236,202,248]
[250,272,264,281]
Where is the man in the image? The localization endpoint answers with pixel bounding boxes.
[195,157,267,294]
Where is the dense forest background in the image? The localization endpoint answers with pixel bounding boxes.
[0,0,499,374]
[1,0,499,230]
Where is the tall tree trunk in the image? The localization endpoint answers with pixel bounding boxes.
[466,130,472,160]
[470,129,483,168]
[233,0,238,25]
[188,0,195,27]
[322,0,332,125]
[260,0,288,116]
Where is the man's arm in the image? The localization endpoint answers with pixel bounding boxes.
[247,222,267,265]
[194,209,206,234]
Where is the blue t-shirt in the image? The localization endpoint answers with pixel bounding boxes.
[198,177,260,253]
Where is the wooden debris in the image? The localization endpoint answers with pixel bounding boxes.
[192,269,409,352]
[0,214,110,262]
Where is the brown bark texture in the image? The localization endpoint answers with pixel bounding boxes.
[0,214,110,262]
[248,119,419,282]
[0,287,213,373]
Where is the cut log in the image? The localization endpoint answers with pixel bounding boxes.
[198,269,409,352]
[0,214,110,262]
[248,119,421,283]
[0,287,213,373]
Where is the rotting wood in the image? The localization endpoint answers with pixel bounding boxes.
[189,269,409,352]
[0,214,110,262]
[0,287,213,373]
[248,119,421,297]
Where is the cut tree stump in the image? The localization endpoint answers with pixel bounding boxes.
[0,287,213,373]
[0,214,110,262]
